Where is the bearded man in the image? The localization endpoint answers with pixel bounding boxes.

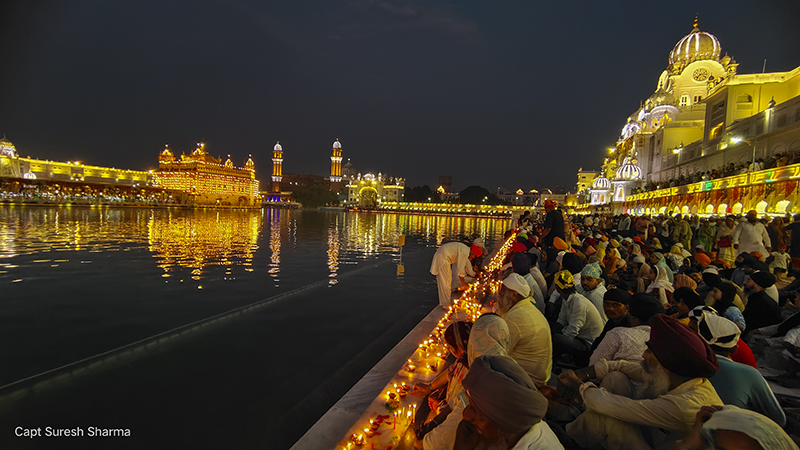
[558,314,722,450]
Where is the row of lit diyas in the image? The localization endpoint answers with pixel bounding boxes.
[339,231,517,450]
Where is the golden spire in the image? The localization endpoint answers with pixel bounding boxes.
[693,15,699,30]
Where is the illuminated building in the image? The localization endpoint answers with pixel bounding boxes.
[588,17,800,214]
[330,138,343,193]
[0,135,151,185]
[155,142,260,207]
[495,188,539,206]
[345,172,405,208]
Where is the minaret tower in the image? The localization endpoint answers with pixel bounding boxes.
[330,138,343,193]
[272,141,283,197]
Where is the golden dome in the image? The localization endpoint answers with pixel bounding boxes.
[245,155,255,170]
[669,18,721,67]
[159,144,175,162]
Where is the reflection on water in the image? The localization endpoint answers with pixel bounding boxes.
[147,210,262,280]
[0,207,511,283]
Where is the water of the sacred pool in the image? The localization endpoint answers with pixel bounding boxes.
[0,206,510,449]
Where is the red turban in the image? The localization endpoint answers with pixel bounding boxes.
[512,242,527,253]
[470,245,484,257]
[694,253,711,266]
[647,314,719,378]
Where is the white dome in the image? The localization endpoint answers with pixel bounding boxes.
[592,177,611,190]
[621,121,641,139]
[669,19,721,67]
[615,161,643,181]
[332,139,341,149]
[274,142,282,151]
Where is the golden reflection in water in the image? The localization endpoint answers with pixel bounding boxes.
[327,217,340,285]
[147,210,262,280]
[267,209,281,282]
[343,213,511,255]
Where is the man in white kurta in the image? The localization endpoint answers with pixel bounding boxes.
[732,210,771,255]
[430,242,477,308]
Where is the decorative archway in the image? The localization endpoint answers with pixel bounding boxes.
[358,186,379,209]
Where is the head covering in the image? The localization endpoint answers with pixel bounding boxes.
[647,314,719,378]
[503,273,531,298]
[473,237,485,248]
[511,253,531,275]
[673,274,697,290]
[694,253,711,266]
[673,286,702,309]
[610,239,620,248]
[696,313,740,349]
[544,199,555,208]
[584,245,596,256]
[462,355,548,434]
[554,270,575,290]
[628,293,664,322]
[750,251,764,261]
[623,237,633,243]
[688,305,719,321]
[444,321,473,359]
[553,237,568,251]
[702,406,798,450]
[633,255,646,264]
[675,243,684,249]
[646,265,674,293]
[556,250,566,265]
[467,314,510,365]
[470,244,483,257]
[604,288,632,305]
[633,236,642,243]
[512,242,527,253]
[750,271,776,289]
[670,245,683,256]
[581,262,602,279]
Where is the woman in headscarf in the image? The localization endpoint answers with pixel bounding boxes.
[666,245,685,271]
[634,262,652,293]
[649,252,674,283]
[677,405,797,450]
[418,314,510,450]
[646,265,675,307]
[604,248,622,276]
[716,217,736,267]
[696,219,715,255]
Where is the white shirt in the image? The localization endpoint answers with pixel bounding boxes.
[511,421,564,450]
[529,266,547,296]
[589,325,651,366]
[430,242,475,278]
[582,285,608,324]
[732,220,771,255]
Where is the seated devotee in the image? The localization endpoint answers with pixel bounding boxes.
[412,322,472,435]
[743,271,783,337]
[497,273,552,386]
[672,287,704,322]
[589,293,664,365]
[673,405,797,450]
[646,265,674,307]
[417,314,510,450]
[528,253,548,296]
[558,314,722,450]
[650,252,675,283]
[511,253,545,313]
[431,242,481,308]
[454,355,564,450]
[580,262,608,323]
[687,306,758,369]
[552,270,604,367]
[693,311,786,426]
[709,282,747,331]
[591,288,633,353]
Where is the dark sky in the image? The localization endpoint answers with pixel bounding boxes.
[2,1,799,192]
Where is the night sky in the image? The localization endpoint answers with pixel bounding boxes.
[2,1,799,192]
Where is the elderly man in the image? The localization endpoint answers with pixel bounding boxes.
[558,314,721,450]
[454,355,564,450]
[695,311,786,426]
[552,270,604,367]
[430,242,481,309]
[497,273,553,386]
[580,262,608,323]
[733,210,771,255]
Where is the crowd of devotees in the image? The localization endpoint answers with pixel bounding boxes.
[423,200,800,450]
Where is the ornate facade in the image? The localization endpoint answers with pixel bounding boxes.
[344,172,405,209]
[155,142,260,206]
[584,17,800,215]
